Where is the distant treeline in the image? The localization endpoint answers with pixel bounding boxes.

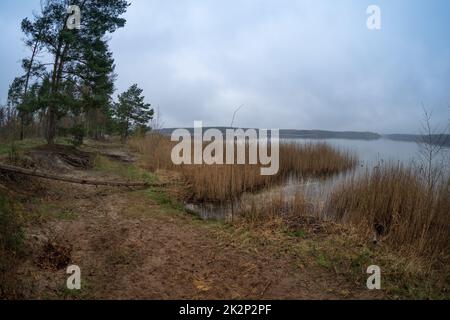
[384,134,450,147]
[159,128,450,147]
[159,127,380,140]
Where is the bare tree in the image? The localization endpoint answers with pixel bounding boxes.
[150,106,165,133]
[229,104,244,222]
[417,105,449,193]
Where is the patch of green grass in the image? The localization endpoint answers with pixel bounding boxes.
[316,252,332,269]
[32,202,59,223]
[54,137,73,146]
[148,189,171,205]
[25,201,77,223]
[94,156,157,183]
[0,138,72,156]
[55,209,77,221]
[286,229,307,239]
[349,249,372,273]
[147,189,184,212]
[0,139,45,156]
[58,281,92,300]
[308,245,331,269]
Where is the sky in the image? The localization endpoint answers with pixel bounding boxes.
[0,0,449,133]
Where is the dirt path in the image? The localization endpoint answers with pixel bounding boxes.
[12,146,381,300]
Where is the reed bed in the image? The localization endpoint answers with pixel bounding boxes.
[327,164,450,260]
[279,142,356,177]
[129,134,357,202]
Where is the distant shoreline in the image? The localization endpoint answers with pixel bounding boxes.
[157,128,450,147]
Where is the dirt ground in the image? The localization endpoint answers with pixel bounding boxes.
[5,143,382,300]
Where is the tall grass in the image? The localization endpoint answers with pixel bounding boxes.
[129,134,357,202]
[327,164,450,261]
[236,189,315,229]
[279,142,357,177]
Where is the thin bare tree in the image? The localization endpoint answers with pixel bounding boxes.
[417,104,449,193]
[229,104,244,222]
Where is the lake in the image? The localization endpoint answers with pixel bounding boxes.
[304,138,421,165]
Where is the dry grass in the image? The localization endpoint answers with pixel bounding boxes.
[279,142,356,177]
[327,164,450,264]
[220,168,449,299]
[129,134,176,172]
[129,134,356,202]
[236,189,315,229]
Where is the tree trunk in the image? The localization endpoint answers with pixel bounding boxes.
[20,116,24,141]
[18,38,41,141]
[47,41,69,145]
[0,163,158,188]
[47,41,61,145]
[46,106,57,144]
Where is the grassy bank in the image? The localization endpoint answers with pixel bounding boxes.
[225,164,450,299]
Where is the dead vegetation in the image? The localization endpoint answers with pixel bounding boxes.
[129,134,357,202]
[36,240,72,271]
[327,164,450,267]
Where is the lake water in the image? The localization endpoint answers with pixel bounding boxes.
[187,138,449,221]
[305,138,421,165]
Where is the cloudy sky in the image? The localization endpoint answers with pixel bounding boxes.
[1,0,449,133]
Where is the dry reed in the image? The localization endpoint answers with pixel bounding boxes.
[129,134,357,202]
[327,164,450,261]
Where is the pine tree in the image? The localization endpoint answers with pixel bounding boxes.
[115,84,154,141]
[19,0,129,144]
[78,38,117,139]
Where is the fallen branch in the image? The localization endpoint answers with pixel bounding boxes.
[0,163,162,188]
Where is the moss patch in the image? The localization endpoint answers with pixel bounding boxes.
[94,155,157,183]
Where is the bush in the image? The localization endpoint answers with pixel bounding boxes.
[70,125,86,147]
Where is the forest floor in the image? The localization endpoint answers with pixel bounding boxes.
[1,140,386,299]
